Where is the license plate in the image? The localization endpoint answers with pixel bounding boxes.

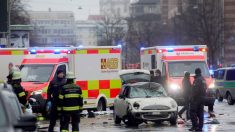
[152,112,160,115]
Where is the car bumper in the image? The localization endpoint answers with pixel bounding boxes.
[28,95,46,113]
[131,111,177,121]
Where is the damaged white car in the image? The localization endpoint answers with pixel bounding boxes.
[113,82,178,126]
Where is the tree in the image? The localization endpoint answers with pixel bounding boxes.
[176,0,232,66]
[10,0,30,25]
[97,13,127,46]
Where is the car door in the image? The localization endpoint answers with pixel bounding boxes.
[225,69,235,98]
[115,86,130,118]
[216,69,226,97]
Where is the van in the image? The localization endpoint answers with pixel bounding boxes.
[214,67,235,105]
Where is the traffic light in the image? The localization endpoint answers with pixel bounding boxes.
[0,0,8,32]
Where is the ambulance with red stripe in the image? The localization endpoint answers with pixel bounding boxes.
[140,45,215,107]
[19,46,122,114]
[0,48,28,81]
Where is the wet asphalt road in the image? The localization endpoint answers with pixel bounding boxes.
[37,100,235,132]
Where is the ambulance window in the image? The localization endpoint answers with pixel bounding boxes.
[226,69,235,81]
[162,63,166,77]
[151,55,156,69]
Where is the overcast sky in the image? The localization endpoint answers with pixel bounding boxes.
[24,0,100,20]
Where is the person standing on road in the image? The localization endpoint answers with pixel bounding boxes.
[58,72,83,132]
[178,71,192,120]
[189,68,207,131]
[11,71,27,106]
[47,70,66,132]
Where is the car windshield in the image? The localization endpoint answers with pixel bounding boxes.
[120,72,150,84]
[21,65,54,82]
[168,61,210,77]
[129,83,167,98]
[0,99,7,127]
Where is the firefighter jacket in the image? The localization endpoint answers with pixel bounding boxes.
[58,83,83,113]
[12,82,27,105]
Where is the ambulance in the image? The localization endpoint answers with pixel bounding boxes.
[140,45,215,107]
[1,46,122,114]
[0,48,28,81]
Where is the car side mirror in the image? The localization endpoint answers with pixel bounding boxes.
[14,114,37,131]
[119,94,124,99]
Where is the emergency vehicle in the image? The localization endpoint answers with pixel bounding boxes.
[0,48,28,81]
[140,45,215,106]
[1,46,122,114]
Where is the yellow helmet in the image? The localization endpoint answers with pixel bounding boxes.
[12,71,21,80]
[66,72,75,79]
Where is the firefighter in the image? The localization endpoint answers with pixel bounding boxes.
[189,68,206,131]
[47,70,66,132]
[58,72,83,132]
[7,62,17,84]
[178,71,192,120]
[11,71,27,106]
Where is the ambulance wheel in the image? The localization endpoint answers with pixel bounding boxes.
[97,98,106,111]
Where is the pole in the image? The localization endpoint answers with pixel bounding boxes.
[7,0,11,47]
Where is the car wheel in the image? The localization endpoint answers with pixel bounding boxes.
[113,109,121,124]
[97,98,106,111]
[227,93,234,105]
[123,113,140,126]
[169,113,177,125]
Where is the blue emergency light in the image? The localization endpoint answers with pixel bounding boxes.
[194,46,199,51]
[167,48,174,52]
[30,49,37,54]
[54,49,61,54]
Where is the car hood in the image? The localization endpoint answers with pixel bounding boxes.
[127,97,177,109]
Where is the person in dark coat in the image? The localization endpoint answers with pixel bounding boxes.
[178,71,192,120]
[189,68,207,131]
[47,70,66,132]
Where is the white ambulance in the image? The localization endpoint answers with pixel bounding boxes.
[140,45,215,107]
[1,46,122,115]
[0,48,28,81]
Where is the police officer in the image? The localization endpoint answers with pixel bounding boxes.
[189,68,206,131]
[58,72,83,132]
[11,71,27,106]
[47,70,66,132]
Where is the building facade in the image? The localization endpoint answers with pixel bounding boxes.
[100,0,131,18]
[29,11,76,47]
[224,0,235,66]
[75,20,99,46]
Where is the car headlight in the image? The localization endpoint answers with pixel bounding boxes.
[133,102,140,109]
[170,101,177,108]
[31,90,43,95]
[209,83,215,89]
[169,83,180,91]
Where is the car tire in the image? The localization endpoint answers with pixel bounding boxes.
[227,93,234,105]
[123,112,141,126]
[113,109,121,124]
[169,113,177,125]
[97,98,106,111]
